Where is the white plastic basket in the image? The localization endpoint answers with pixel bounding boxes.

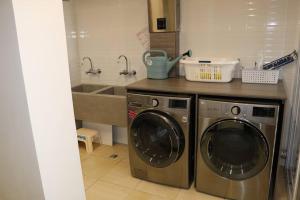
[242,70,279,84]
[180,58,239,82]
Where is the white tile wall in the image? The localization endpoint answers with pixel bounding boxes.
[74,0,148,86]
[70,0,300,87]
[64,0,300,144]
[181,0,299,73]
[63,1,81,86]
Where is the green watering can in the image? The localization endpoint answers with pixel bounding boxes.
[143,49,192,79]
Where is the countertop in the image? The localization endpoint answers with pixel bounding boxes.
[127,77,287,101]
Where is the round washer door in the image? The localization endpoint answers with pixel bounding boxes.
[200,119,269,180]
[130,110,185,168]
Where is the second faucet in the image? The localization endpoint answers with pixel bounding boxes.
[118,55,136,76]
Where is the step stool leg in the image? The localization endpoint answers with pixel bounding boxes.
[85,137,93,153]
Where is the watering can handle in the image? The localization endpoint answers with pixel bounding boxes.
[143,50,168,66]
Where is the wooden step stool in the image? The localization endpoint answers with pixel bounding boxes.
[77,128,97,153]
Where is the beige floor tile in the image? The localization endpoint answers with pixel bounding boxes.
[120,157,130,165]
[86,180,131,200]
[80,153,90,161]
[176,186,224,200]
[135,180,180,200]
[79,143,90,161]
[91,144,129,160]
[80,144,222,200]
[124,190,166,200]
[81,155,120,180]
[83,175,99,190]
[100,159,141,189]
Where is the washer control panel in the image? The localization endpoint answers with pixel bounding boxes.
[127,93,192,127]
[127,93,191,111]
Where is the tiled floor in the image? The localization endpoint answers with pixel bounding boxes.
[79,143,223,200]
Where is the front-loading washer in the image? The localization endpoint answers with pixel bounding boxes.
[196,98,280,200]
[127,92,195,188]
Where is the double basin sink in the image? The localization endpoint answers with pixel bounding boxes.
[72,84,127,127]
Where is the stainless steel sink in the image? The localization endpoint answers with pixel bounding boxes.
[97,86,127,96]
[71,84,108,93]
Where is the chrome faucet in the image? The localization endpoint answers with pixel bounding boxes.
[118,55,136,76]
[82,57,102,75]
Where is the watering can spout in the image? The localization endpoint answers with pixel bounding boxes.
[166,50,192,72]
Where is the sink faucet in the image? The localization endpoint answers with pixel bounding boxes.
[118,55,136,76]
[82,57,102,75]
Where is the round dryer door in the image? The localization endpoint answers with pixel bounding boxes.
[200,119,269,180]
[130,110,185,168]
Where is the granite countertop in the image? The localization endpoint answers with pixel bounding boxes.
[127,77,287,101]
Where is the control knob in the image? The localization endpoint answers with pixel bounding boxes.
[152,99,159,107]
[231,106,241,115]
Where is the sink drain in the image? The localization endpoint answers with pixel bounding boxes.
[110,154,118,159]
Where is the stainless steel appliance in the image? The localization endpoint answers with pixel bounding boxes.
[196,98,280,200]
[127,92,194,188]
[148,0,180,32]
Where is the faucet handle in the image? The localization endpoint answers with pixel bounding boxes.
[121,70,136,76]
[120,70,128,75]
[130,70,136,76]
[86,68,102,75]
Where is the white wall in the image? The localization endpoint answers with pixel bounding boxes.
[63,0,81,86]
[11,0,85,199]
[66,0,300,144]
[181,0,298,69]
[0,1,45,199]
[74,0,148,86]
[72,0,300,84]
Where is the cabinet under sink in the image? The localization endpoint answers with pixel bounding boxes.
[71,84,127,127]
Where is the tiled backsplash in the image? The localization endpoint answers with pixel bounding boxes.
[74,0,148,86]
[65,0,300,85]
[182,0,299,62]
[64,0,300,144]
[63,1,81,86]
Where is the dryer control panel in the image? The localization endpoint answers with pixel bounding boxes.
[199,99,280,125]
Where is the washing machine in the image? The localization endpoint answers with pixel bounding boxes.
[127,92,195,188]
[196,98,280,200]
